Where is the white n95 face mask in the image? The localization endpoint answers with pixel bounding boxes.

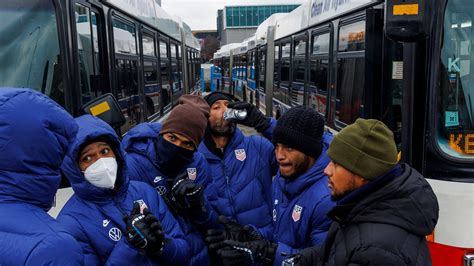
[83,157,118,189]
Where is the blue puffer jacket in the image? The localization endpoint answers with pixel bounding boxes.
[58,115,189,265]
[270,132,335,265]
[122,122,212,266]
[0,88,83,265]
[198,127,277,237]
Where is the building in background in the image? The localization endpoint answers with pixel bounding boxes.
[193,30,219,61]
[217,4,300,45]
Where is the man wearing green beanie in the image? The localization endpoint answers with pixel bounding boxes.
[283,118,439,265]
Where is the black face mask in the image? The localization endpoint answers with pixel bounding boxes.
[154,135,194,178]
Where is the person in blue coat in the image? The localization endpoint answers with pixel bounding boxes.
[210,106,335,266]
[57,114,189,265]
[0,88,83,265]
[122,95,215,265]
[199,92,278,238]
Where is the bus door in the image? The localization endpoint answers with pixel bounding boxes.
[111,15,142,132]
[74,2,108,111]
[139,28,161,120]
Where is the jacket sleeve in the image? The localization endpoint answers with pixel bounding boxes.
[260,118,277,141]
[26,233,84,266]
[58,214,145,265]
[189,156,220,230]
[125,153,149,183]
[146,186,191,265]
[348,246,407,266]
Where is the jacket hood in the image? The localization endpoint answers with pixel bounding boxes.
[61,115,129,203]
[338,164,439,236]
[121,122,161,162]
[0,88,77,210]
[276,132,332,199]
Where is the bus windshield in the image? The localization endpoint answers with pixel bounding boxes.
[439,0,474,158]
[0,1,64,106]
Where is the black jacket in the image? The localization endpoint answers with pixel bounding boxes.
[296,163,439,266]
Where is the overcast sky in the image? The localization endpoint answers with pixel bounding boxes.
[161,0,306,31]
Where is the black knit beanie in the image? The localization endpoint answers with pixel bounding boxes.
[272,106,325,158]
[204,92,233,106]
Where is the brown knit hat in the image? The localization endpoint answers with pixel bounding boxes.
[160,95,210,148]
[327,119,398,180]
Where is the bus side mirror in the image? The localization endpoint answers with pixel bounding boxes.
[81,93,125,129]
[384,0,434,42]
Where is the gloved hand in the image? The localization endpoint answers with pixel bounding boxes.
[281,246,321,266]
[124,202,165,257]
[218,239,277,266]
[169,178,205,214]
[227,101,270,132]
[205,215,262,251]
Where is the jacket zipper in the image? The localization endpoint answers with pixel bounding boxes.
[222,160,236,218]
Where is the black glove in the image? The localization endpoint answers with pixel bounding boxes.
[218,239,277,266]
[205,216,263,251]
[125,202,165,257]
[169,178,205,214]
[227,101,270,132]
[281,246,321,266]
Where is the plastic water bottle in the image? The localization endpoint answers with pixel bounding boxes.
[223,108,247,120]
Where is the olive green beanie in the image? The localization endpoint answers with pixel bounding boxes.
[327,119,398,180]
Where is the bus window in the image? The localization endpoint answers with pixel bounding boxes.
[142,33,155,57]
[142,33,160,119]
[291,38,307,106]
[438,0,474,158]
[113,19,137,55]
[75,4,105,105]
[170,43,180,93]
[309,32,331,116]
[273,44,280,95]
[159,40,171,108]
[0,1,65,106]
[338,20,366,52]
[259,49,266,93]
[336,21,366,125]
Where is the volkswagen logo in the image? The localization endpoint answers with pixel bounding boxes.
[108,227,122,242]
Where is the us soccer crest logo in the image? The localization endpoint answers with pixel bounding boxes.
[234,149,246,161]
[187,168,197,180]
[292,205,303,222]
